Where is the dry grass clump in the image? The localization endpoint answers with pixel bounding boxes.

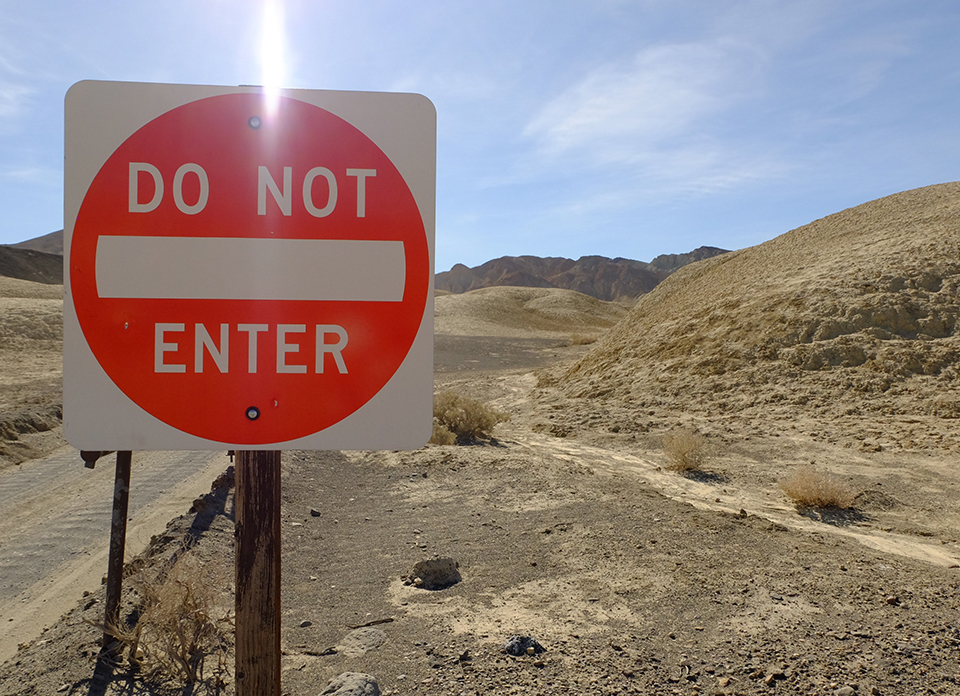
[662,427,709,472]
[102,547,233,686]
[779,465,856,510]
[430,419,457,446]
[431,391,509,443]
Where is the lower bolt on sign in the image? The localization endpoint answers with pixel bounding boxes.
[63,81,435,450]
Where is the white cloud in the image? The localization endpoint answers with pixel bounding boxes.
[0,164,59,186]
[524,39,762,165]
[514,37,791,201]
[0,82,33,122]
[0,32,36,129]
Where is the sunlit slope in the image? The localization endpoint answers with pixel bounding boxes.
[435,286,628,338]
[561,182,960,449]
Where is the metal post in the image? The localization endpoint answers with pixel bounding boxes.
[235,450,281,695]
[102,450,132,652]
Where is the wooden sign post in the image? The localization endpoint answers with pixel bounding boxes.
[103,451,132,652]
[234,450,282,695]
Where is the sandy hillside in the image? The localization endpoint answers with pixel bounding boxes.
[0,276,63,466]
[554,182,960,453]
[0,246,63,285]
[435,285,628,338]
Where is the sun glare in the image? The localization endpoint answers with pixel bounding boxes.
[259,0,287,116]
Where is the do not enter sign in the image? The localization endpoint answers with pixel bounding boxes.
[64,82,435,450]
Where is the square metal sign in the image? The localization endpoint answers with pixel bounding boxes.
[64,81,435,450]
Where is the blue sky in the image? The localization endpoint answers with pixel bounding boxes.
[1,0,958,272]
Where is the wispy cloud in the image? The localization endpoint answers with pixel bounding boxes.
[513,37,793,202]
[0,82,33,122]
[0,34,36,129]
[525,39,761,164]
[517,2,921,208]
[0,164,59,186]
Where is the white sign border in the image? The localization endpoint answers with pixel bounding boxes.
[63,80,435,451]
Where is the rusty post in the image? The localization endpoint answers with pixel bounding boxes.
[81,450,113,469]
[235,450,281,695]
[102,450,132,653]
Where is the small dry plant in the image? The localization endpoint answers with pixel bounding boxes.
[431,391,509,443]
[779,465,856,510]
[430,419,456,445]
[102,546,233,686]
[662,427,709,472]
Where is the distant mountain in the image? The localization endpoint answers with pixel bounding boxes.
[0,245,63,284]
[11,229,63,255]
[647,246,731,273]
[436,247,728,302]
[4,227,729,300]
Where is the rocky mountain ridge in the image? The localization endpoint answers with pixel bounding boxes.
[436,247,728,302]
[3,228,726,301]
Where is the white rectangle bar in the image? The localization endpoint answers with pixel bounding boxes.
[96,236,406,301]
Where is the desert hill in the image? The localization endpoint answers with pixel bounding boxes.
[554,182,960,452]
[0,275,63,464]
[0,245,63,285]
[436,247,727,302]
[10,229,64,255]
[435,285,628,338]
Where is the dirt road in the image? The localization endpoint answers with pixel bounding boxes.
[0,445,228,662]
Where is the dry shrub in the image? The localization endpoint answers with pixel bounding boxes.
[662,427,709,472]
[430,419,456,445]
[568,333,598,346]
[433,391,509,442]
[104,546,233,686]
[779,465,856,509]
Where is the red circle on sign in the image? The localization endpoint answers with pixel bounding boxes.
[71,93,429,444]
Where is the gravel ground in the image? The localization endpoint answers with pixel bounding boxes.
[2,338,958,695]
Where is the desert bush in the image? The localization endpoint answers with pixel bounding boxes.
[101,546,233,685]
[568,333,598,346]
[430,419,457,445]
[779,465,856,509]
[433,391,509,442]
[662,427,709,472]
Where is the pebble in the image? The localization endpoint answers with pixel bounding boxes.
[318,671,380,696]
[503,635,546,656]
[406,557,461,590]
[337,627,388,657]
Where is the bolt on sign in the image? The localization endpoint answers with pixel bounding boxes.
[64,81,435,450]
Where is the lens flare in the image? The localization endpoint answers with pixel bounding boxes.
[260,0,286,116]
